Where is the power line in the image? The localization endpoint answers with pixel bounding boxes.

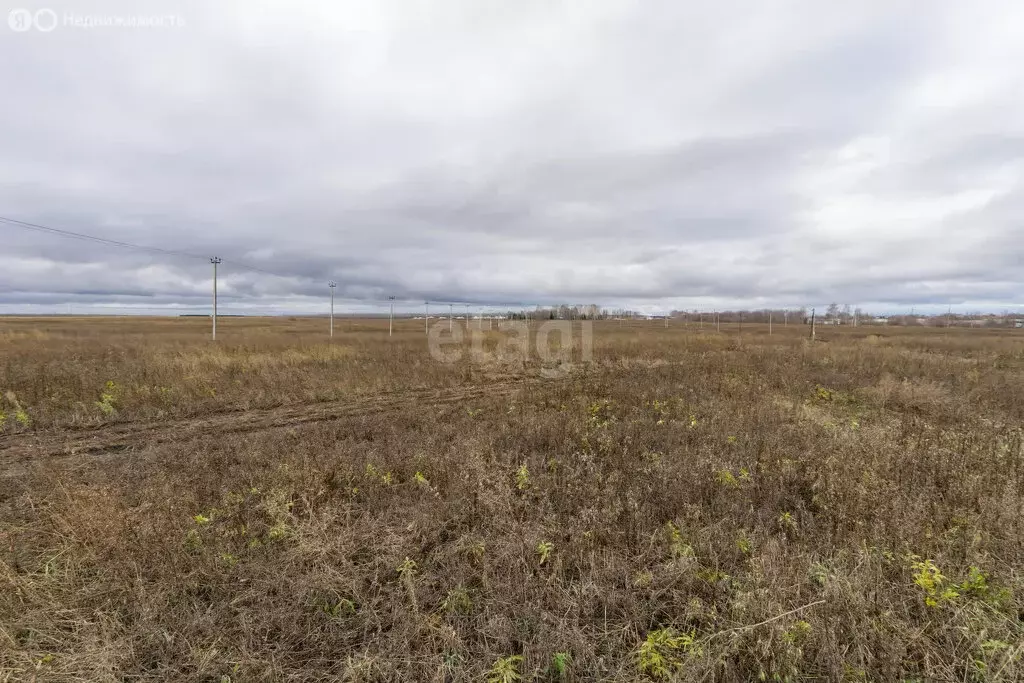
[1,216,619,307]
[0,214,297,280]
[1,215,733,315]
[0,215,206,260]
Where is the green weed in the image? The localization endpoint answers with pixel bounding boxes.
[487,655,524,683]
[96,380,120,415]
[515,464,530,491]
[550,652,571,678]
[637,627,699,679]
[536,540,554,566]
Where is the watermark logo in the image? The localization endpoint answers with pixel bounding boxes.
[8,8,38,31]
[427,320,593,378]
[7,8,185,31]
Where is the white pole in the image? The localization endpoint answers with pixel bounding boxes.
[329,281,336,338]
[210,257,221,341]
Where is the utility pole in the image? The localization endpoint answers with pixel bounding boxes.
[328,281,337,338]
[465,304,469,328]
[449,303,453,333]
[425,301,429,335]
[388,295,396,336]
[210,257,221,341]
[810,308,816,340]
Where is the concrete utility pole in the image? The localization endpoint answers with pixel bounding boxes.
[329,281,337,338]
[210,257,221,341]
[810,308,816,340]
[388,296,396,336]
[465,304,469,328]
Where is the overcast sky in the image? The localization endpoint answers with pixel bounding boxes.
[1,0,1023,315]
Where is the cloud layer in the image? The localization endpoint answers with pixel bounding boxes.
[2,0,1023,314]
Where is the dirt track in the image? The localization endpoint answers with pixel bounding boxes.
[0,379,533,475]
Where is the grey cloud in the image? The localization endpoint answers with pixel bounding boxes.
[2,0,1024,315]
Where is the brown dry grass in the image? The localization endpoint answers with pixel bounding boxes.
[1,317,1023,681]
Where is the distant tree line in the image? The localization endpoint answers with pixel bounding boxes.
[498,304,1022,328]
[504,305,607,320]
[671,309,808,324]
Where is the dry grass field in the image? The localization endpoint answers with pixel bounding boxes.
[1,316,1023,681]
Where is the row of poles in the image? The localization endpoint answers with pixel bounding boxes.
[209,257,813,341]
[330,285,398,338]
[210,256,483,342]
[212,259,401,341]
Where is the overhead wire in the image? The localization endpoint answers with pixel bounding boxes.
[0,215,298,280]
[0,215,207,260]
[0,214,582,311]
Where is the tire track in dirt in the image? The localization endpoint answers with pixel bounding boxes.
[0,378,536,472]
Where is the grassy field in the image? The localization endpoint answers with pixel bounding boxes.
[1,316,1023,681]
